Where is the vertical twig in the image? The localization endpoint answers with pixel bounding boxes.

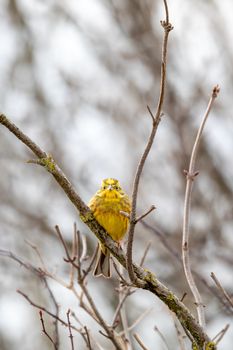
[43,279,60,349]
[84,326,92,350]
[126,0,173,285]
[182,85,220,328]
[139,241,151,267]
[67,309,75,350]
[133,333,149,350]
[118,263,132,349]
[39,310,58,350]
[154,326,170,350]
[172,314,187,350]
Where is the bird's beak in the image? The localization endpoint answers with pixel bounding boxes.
[107,185,113,191]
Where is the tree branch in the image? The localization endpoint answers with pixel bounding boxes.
[39,310,58,350]
[67,309,75,350]
[182,85,220,329]
[133,333,149,350]
[210,272,233,310]
[126,0,173,286]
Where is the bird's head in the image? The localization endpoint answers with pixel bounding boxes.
[101,178,122,192]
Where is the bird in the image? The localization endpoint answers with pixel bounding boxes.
[88,178,131,278]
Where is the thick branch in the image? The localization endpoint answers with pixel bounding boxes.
[0,114,214,349]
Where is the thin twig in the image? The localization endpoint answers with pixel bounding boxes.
[67,309,75,350]
[68,224,78,288]
[80,283,124,350]
[18,290,80,332]
[81,245,98,281]
[126,0,173,285]
[180,292,187,303]
[25,239,47,270]
[39,310,58,350]
[0,249,43,277]
[147,105,155,122]
[154,325,170,350]
[112,260,132,286]
[172,313,187,350]
[135,205,156,224]
[55,225,79,269]
[212,324,229,345]
[80,235,88,262]
[67,231,126,350]
[163,0,169,23]
[43,279,60,349]
[120,308,151,334]
[71,311,102,350]
[210,272,233,309]
[112,288,133,328]
[139,241,152,267]
[182,85,220,328]
[118,263,133,349]
[84,326,92,350]
[133,333,149,350]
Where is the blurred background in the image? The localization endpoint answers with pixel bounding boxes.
[0,0,232,349]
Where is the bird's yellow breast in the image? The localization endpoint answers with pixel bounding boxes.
[89,190,131,242]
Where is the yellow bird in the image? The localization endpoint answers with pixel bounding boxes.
[88,178,131,278]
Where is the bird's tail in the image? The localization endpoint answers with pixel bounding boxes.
[93,244,111,278]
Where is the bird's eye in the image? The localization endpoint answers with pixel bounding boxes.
[115,186,119,190]
[103,186,107,189]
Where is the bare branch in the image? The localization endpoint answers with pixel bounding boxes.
[55,225,79,269]
[126,0,173,286]
[139,241,152,267]
[210,272,233,310]
[79,283,124,350]
[180,293,187,303]
[39,310,58,350]
[212,324,229,345]
[135,205,156,224]
[117,263,133,349]
[84,326,92,350]
[43,279,60,349]
[0,115,46,158]
[18,290,80,332]
[71,311,101,350]
[172,314,187,350]
[147,105,155,122]
[163,0,170,24]
[154,325,170,350]
[81,246,98,282]
[67,309,75,350]
[112,260,132,286]
[182,85,220,328]
[121,308,151,335]
[133,333,149,350]
[80,234,88,262]
[25,239,47,270]
[112,289,131,328]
